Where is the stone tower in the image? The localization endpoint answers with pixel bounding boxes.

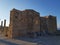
[40,15,57,35]
[8,8,40,38]
[45,15,57,34]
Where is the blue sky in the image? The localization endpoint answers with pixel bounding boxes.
[0,0,60,28]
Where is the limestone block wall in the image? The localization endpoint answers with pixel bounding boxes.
[25,10,40,32]
[33,16,40,32]
[8,9,40,38]
[40,17,48,34]
[45,15,57,33]
[7,8,57,38]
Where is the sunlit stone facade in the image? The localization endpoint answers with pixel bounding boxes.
[7,8,57,38]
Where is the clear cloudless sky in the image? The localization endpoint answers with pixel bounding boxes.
[0,0,60,28]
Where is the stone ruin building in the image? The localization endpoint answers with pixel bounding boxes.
[0,8,57,38]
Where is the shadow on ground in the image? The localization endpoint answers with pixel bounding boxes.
[14,36,60,45]
[0,39,20,45]
[14,37,39,43]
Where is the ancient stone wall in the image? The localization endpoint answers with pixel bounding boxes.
[7,8,57,38]
[8,9,40,38]
[45,15,57,33]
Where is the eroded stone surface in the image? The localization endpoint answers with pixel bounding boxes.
[7,9,57,38]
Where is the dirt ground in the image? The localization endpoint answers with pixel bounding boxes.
[0,34,60,45]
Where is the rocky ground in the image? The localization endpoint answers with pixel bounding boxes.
[0,34,60,45]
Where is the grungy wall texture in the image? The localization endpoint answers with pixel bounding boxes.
[7,8,57,38]
[8,9,40,38]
